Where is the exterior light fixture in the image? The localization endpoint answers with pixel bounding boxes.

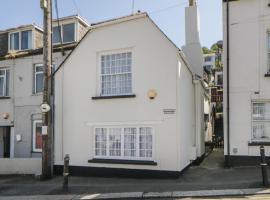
[148,89,157,100]
[2,112,9,119]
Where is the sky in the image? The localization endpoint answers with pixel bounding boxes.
[0,0,222,48]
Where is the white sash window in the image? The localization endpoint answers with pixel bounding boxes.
[252,102,270,141]
[100,52,132,96]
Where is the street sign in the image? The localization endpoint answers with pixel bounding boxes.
[42,126,48,135]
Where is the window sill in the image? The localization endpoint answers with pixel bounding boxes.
[92,94,136,100]
[264,73,270,77]
[32,93,43,96]
[0,96,11,99]
[31,151,42,153]
[248,142,270,146]
[88,158,157,166]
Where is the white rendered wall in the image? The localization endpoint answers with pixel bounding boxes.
[223,0,270,157]
[54,16,196,172]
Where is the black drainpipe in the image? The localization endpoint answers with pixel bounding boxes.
[225,0,231,167]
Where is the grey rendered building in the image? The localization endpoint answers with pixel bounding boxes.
[0,15,89,159]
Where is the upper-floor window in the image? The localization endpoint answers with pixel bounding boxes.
[34,64,55,94]
[100,52,132,96]
[204,56,213,62]
[267,32,270,74]
[34,64,44,94]
[53,23,75,44]
[0,69,10,97]
[9,30,32,51]
[252,102,270,141]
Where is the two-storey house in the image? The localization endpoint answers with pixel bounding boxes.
[53,2,205,177]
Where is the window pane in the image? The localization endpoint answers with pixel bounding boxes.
[253,103,265,120]
[124,128,136,157]
[36,66,44,73]
[252,122,270,140]
[95,128,107,156]
[139,127,152,158]
[10,32,19,50]
[35,122,42,150]
[101,52,132,96]
[53,26,61,44]
[35,73,44,93]
[5,70,9,96]
[63,23,75,43]
[21,30,32,50]
[109,128,121,157]
[0,77,4,97]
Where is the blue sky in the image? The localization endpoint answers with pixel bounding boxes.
[0,0,222,48]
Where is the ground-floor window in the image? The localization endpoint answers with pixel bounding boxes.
[33,120,42,152]
[94,127,153,160]
[252,101,270,141]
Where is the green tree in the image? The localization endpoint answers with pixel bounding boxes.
[202,46,213,54]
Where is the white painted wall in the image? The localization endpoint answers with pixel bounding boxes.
[55,15,200,172]
[182,6,204,78]
[223,0,270,157]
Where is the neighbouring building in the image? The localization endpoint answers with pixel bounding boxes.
[203,54,215,143]
[54,3,205,177]
[203,53,216,76]
[223,0,270,166]
[0,15,89,174]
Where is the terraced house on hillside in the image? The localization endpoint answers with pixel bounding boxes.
[0,15,89,174]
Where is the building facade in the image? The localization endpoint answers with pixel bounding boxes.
[54,6,205,177]
[223,0,270,165]
[0,15,89,160]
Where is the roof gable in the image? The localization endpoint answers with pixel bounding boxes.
[54,12,193,76]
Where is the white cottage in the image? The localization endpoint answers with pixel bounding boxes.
[54,5,205,177]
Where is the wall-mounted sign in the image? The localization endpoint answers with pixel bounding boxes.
[163,109,176,115]
[42,126,48,135]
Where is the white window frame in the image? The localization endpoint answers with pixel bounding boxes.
[9,29,33,51]
[33,120,42,152]
[52,22,77,45]
[267,32,270,74]
[0,68,10,97]
[251,101,270,141]
[93,126,154,161]
[34,64,44,94]
[98,50,133,97]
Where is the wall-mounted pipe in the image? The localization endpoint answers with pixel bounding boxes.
[225,0,231,167]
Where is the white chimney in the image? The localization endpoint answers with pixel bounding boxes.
[182,1,203,78]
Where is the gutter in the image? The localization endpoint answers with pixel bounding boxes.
[225,0,231,167]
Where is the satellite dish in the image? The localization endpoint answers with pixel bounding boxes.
[40,103,51,113]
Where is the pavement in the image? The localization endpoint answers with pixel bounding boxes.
[0,148,270,199]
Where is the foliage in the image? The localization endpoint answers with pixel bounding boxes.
[202,47,213,54]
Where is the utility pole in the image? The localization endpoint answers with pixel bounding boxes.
[40,0,53,179]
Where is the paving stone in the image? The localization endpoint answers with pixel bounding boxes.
[75,192,143,199]
[143,191,172,198]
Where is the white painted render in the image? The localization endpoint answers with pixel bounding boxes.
[54,13,205,172]
[182,6,204,78]
[223,0,270,157]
